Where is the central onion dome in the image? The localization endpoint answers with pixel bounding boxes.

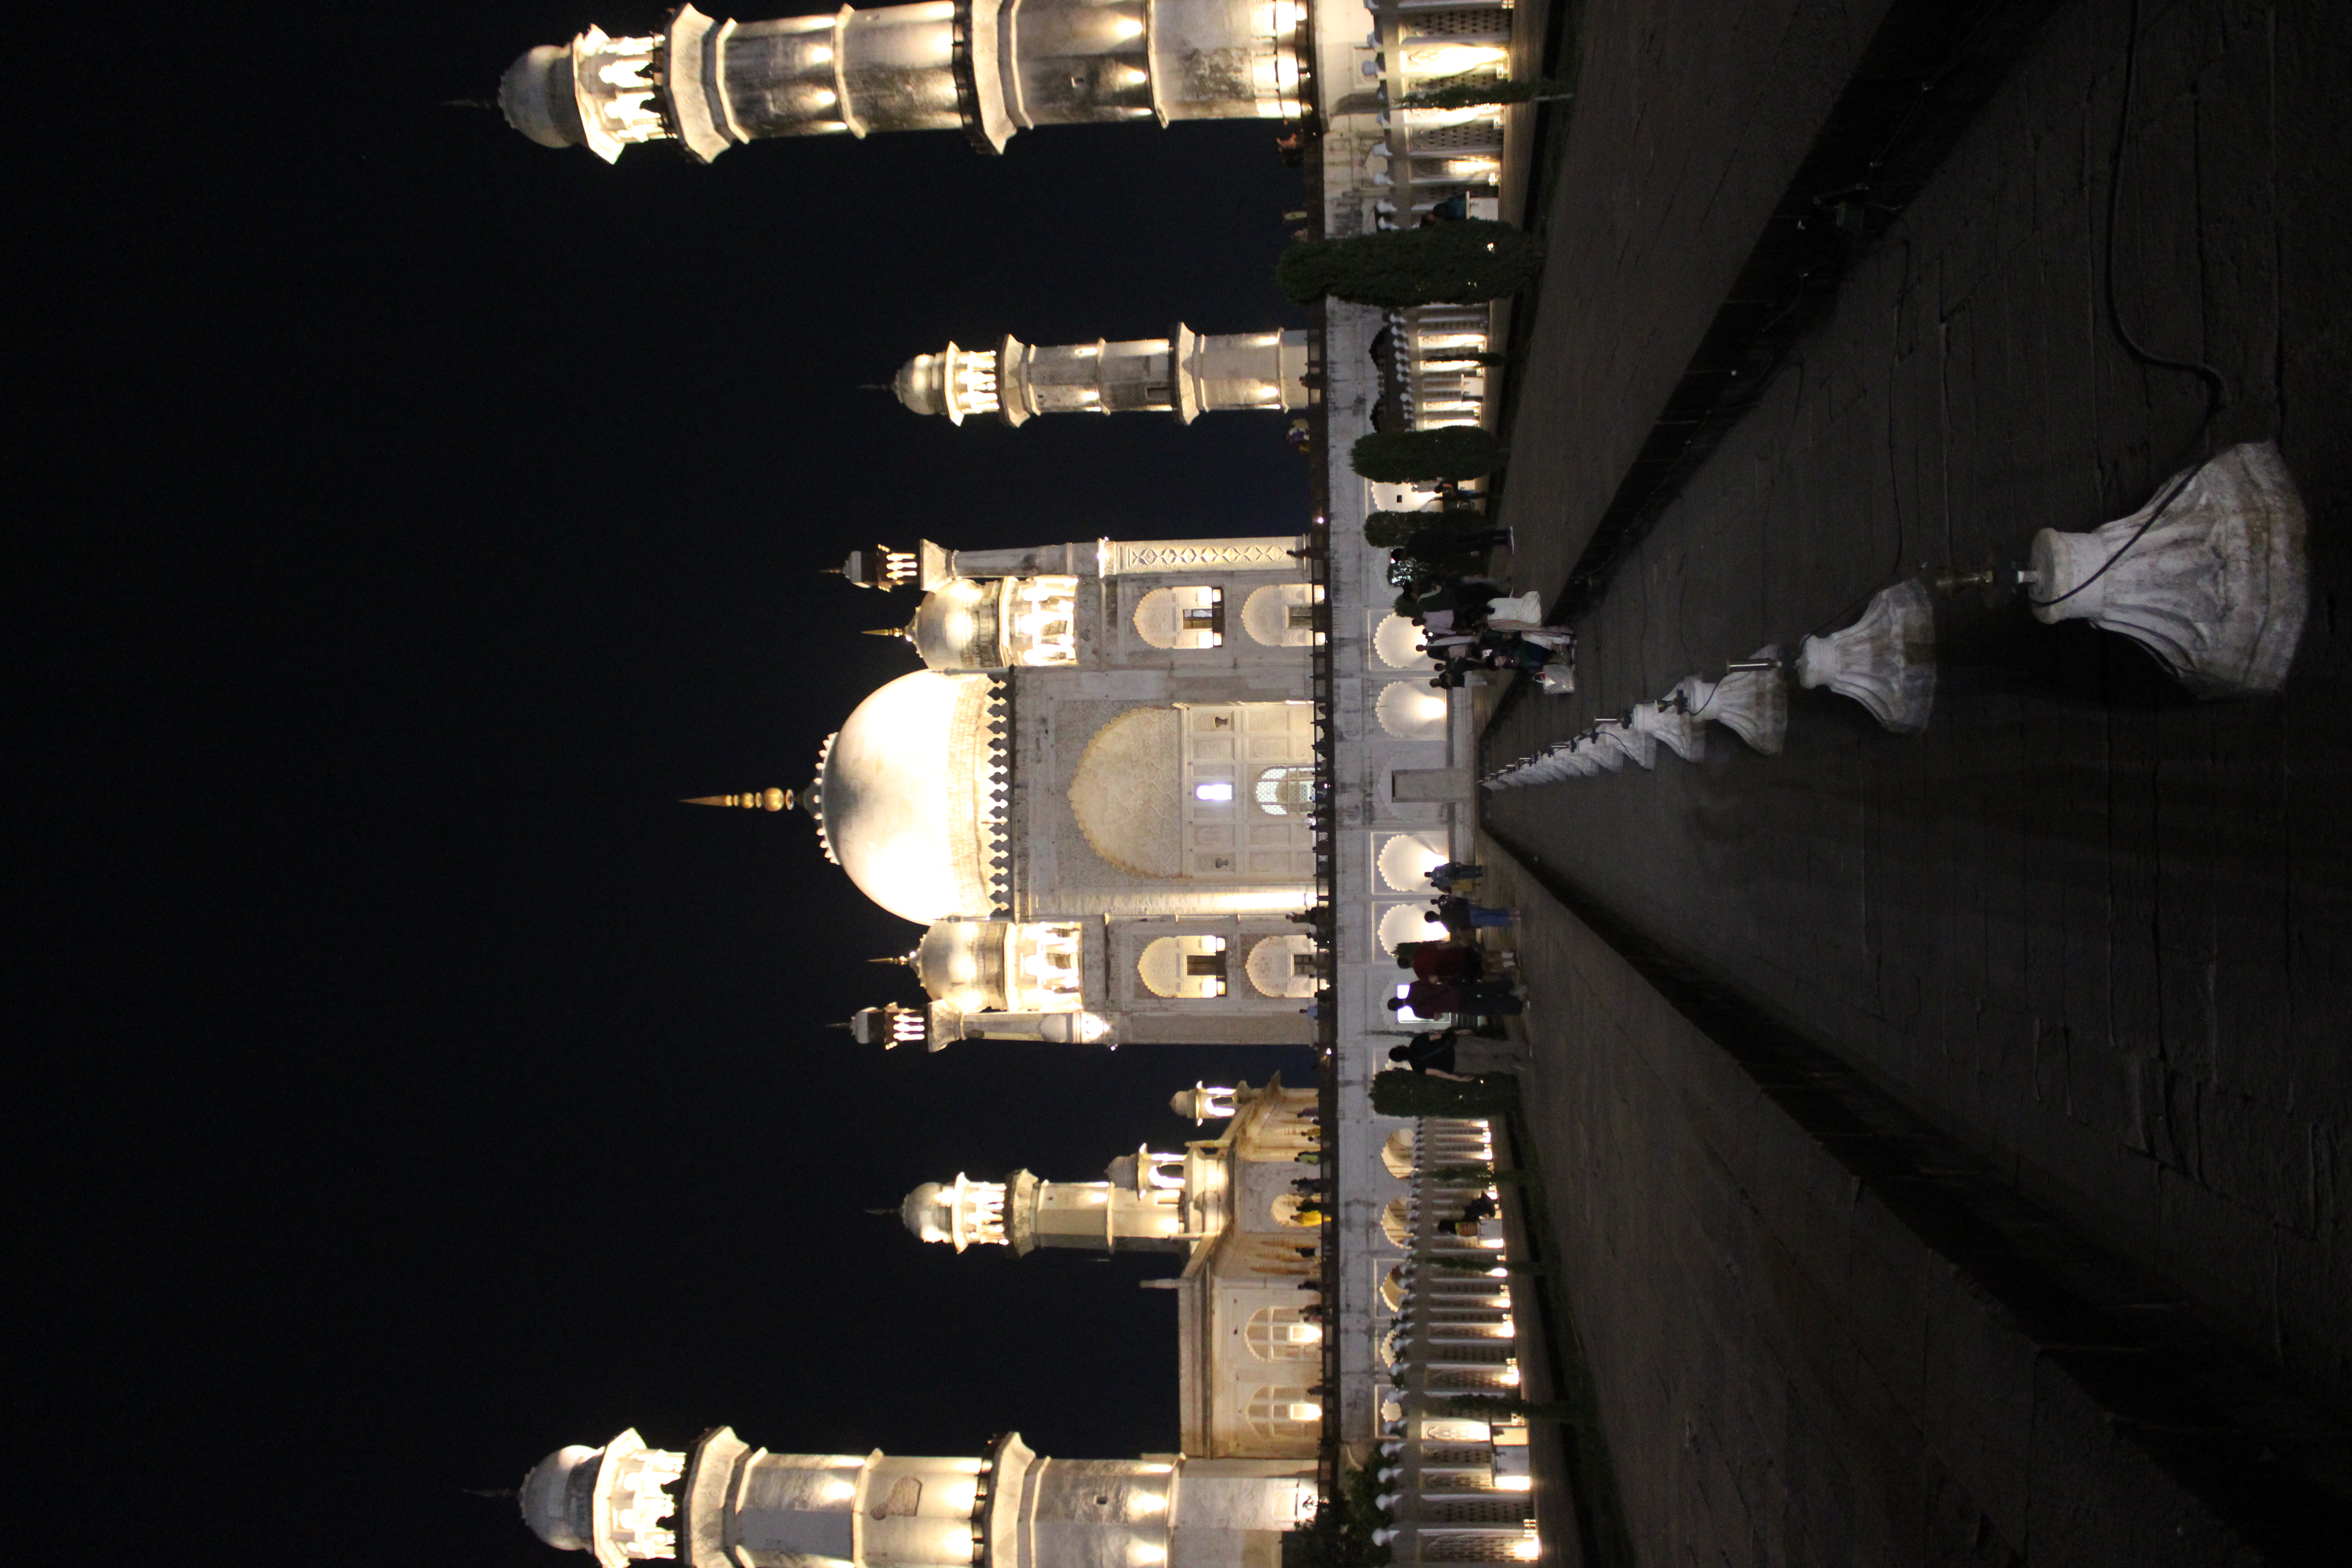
[816,671,1009,923]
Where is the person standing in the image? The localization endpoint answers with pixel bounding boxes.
[1428,895,1515,935]
[1388,980,1524,1018]
[1387,1029,1469,1079]
[1396,940,1481,983]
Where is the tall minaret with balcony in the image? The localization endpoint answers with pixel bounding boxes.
[901,1140,1216,1256]
[893,328,1310,425]
[497,0,1305,163]
[517,1425,1312,1567]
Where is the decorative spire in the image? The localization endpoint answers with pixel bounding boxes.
[864,626,912,640]
[682,788,792,810]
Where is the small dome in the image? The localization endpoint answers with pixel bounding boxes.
[910,580,1003,671]
[902,1181,952,1243]
[895,353,948,415]
[818,671,1007,923]
[518,1443,602,1552]
[1169,1083,1238,1123]
[915,920,1004,1010]
[499,46,586,149]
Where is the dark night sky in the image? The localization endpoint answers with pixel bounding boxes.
[17,4,1314,1561]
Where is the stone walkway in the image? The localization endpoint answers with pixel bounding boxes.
[1479,0,2352,1559]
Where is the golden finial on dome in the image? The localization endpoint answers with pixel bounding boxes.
[863,626,912,639]
[682,788,792,811]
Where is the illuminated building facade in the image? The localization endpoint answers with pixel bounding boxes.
[892,328,1311,426]
[773,531,1328,1049]
[903,1079,1328,1459]
[497,0,1304,163]
[492,1,1536,1560]
[517,1426,1315,1568]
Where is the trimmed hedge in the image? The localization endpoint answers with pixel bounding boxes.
[1277,220,1544,307]
[1362,507,1484,547]
[1401,77,1575,110]
[1350,427,1504,483]
[1424,1163,1527,1185]
[1370,1068,1520,1117]
[1410,1393,1577,1422]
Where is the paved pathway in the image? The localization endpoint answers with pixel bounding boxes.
[1482,0,2352,1557]
[1492,0,1894,598]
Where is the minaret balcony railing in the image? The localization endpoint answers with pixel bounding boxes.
[575,27,669,160]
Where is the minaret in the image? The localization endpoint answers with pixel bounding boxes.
[497,1,1306,163]
[517,1426,1314,1568]
[900,1145,1202,1254]
[893,329,1310,425]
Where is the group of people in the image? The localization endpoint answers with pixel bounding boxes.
[1383,860,1524,1067]
[1378,501,1576,692]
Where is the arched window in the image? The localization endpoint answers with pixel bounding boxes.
[1132,586,1224,649]
[1270,1192,1327,1229]
[1137,935,1227,999]
[1372,613,1428,669]
[1375,679,1449,740]
[1243,1304,1321,1362]
[1244,1384,1321,1439]
[1241,583,1325,647]
[1253,765,1319,815]
[1244,935,1321,999]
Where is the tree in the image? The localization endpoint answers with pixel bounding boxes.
[1400,77,1575,110]
[1350,428,1504,484]
[1277,220,1544,307]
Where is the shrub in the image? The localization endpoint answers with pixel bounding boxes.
[1277,221,1545,307]
[1411,1393,1577,1422]
[1363,507,1485,547]
[1401,77,1575,110]
[1370,1069,1520,1117]
[1350,428,1504,483]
